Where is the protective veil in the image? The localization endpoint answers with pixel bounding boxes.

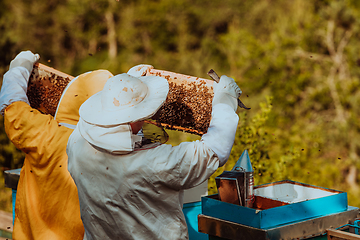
[1,62,113,240]
[67,72,239,239]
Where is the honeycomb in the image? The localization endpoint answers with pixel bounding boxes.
[150,80,212,135]
[27,64,71,116]
[27,65,213,135]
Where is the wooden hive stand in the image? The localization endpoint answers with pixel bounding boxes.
[327,228,360,240]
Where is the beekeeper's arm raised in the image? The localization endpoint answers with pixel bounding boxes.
[0,51,39,114]
[157,75,241,190]
[202,75,241,166]
[0,51,70,166]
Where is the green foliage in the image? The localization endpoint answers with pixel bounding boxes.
[0,171,12,213]
[209,97,276,194]
[2,0,360,212]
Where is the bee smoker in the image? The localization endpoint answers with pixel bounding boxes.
[215,150,254,208]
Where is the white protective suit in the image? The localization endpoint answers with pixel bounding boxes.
[67,72,240,240]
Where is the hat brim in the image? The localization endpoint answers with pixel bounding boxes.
[79,75,169,126]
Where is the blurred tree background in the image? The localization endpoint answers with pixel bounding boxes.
[1,0,360,212]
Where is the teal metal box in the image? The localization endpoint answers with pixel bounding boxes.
[202,180,348,229]
[183,201,208,240]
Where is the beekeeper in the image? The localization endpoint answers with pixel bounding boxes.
[67,66,241,240]
[0,50,115,240]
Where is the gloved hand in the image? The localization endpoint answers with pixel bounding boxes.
[0,51,39,115]
[212,75,242,111]
[127,64,154,78]
[9,50,40,73]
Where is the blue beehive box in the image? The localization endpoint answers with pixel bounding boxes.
[202,180,348,229]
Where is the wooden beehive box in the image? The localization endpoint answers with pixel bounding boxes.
[202,180,349,229]
[27,64,214,135]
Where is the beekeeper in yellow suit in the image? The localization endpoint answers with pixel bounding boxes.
[0,50,118,240]
[67,69,241,239]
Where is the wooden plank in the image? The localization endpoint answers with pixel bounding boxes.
[327,229,360,240]
[0,211,12,233]
[0,210,12,239]
[35,63,74,79]
[0,237,12,240]
[198,214,267,240]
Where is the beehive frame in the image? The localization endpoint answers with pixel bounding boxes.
[27,64,214,135]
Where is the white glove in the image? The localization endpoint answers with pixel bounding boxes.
[0,51,40,115]
[127,64,154,77]
[9,50,40,73]
[212,75,242,111]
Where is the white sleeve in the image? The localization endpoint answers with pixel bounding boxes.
[201,103,239,166]
[0,66,30,115]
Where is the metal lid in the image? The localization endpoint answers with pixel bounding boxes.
[231,149,253,172]
[4,168,21,190]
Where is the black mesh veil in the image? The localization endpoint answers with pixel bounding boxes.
[139,121,169,145]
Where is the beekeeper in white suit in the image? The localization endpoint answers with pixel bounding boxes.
[67,65,241,240]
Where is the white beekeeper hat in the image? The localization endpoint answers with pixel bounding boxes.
[79,73,169,126]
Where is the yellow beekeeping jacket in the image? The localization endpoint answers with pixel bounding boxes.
[4,69,113,240]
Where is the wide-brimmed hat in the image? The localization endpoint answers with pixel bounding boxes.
[79,73,169,126]
[54,70,113,127]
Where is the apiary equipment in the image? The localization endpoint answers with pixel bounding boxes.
[27,64,218,135]
[199,180,360,239]
[144,67,215,135]
[207,69,250,110]
[215,150,254,207]
[27,63,74,116]
[4,168,21,224]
